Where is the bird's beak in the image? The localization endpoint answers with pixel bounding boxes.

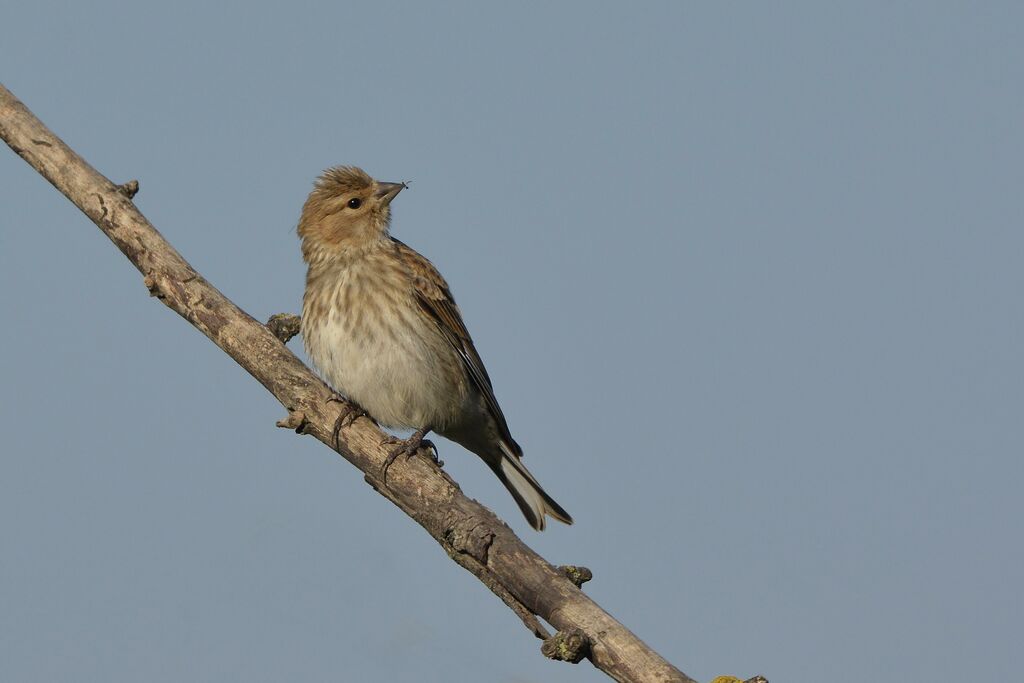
[376,181,407,206]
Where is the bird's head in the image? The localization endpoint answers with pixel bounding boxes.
[298,166,406,263]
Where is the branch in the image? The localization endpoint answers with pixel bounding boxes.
[1,83,755,683]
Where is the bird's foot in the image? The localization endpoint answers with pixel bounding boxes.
[380,426,441,482]
[326,395,370,450]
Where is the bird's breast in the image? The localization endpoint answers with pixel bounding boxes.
[301,259,468,429]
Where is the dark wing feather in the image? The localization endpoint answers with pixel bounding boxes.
[391,238,520,455]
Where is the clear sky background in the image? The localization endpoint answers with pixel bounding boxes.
[2,3,1021,682]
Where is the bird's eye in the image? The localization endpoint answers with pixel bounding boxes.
[347,197,362,209]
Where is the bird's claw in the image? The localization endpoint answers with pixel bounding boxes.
[418,439,441,466]
[327,395,369,450]
[380,427,441,482]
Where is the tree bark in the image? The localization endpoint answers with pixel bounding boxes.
[0,82,699,683]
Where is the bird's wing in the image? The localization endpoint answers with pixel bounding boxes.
[391,238,520,455]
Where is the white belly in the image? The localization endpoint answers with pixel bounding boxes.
[301,269,467,429]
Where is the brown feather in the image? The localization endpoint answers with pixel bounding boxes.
[390,238,522,456]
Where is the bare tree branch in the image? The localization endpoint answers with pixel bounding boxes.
[2,82,747,683]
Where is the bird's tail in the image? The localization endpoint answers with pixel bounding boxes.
[491,442,573,531]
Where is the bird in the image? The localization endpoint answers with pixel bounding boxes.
[297,166,573,531]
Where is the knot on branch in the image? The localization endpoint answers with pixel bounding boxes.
[444,516,496,566]
[117,179,139,198]
[267,313,301,344]
[558,565,593,587]
[541,628,589,664]
[143,273,164,299]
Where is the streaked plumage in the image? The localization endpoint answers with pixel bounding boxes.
[298,166,572,530]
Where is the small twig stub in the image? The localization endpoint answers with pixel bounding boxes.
[541,628,590,664]
[558,564,593,587]
[267,313,302,344]
[117,179,140,198]
[276,410,308,433]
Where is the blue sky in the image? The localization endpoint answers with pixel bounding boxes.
[2,3,1022,681]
